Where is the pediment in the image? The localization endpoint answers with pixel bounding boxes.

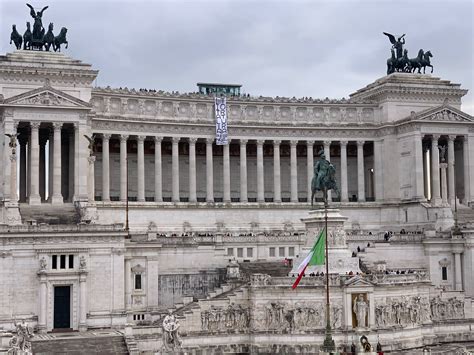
[403,105,473,123]
[1,84,91,110]
[344,276,376,287]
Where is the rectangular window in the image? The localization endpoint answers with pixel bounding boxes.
[52,255,57,269]
[279,247,285,257]
[237,248,243,258]
[247,248,253,258]
[227,248,234,256]
[135,274,142,290]
[442,266,448,281]
[60,255,66,269]
[68,255,74,269]
[269,247,275,257]
[288,247,295,257]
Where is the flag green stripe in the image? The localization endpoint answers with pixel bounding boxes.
[308,228,326,265]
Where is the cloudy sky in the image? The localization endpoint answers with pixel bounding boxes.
[1,0,473,114]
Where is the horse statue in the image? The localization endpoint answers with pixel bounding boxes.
[386,48,396,75]
[420,50,433,74]
[311,149,340,207]
[53,27,68,52]
[23,22,32,50]
[394,49,409,72]
[408,49,424,74]
[10,25,22,50]
[43,23,55,51]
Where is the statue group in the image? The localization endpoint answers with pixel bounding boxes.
[8,320,33,355]
[311,149,339,207]
[10,4,68,52]
[384,32,433,75]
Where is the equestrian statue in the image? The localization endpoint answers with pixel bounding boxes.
[311,149,339,207]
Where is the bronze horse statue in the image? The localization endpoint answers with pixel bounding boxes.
[386,48,396,75]
[310,150,340,207]
[394,49,409,72]
[23,22,32,50]
[10,25,22,50]
[421,50,433,74]
[408,49,424,74]
[53,27,68,52]
[43,23,55,51]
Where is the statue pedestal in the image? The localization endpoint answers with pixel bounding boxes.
[3,201,22,225]
[290,208,360,275]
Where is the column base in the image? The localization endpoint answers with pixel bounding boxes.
[3,202,22,225]
[37,324,47,334]
[51,195,64,205]
[28,194,42,205]
[79,323,87,332]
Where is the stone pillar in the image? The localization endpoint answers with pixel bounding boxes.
[306,141,314,203]
[273,140,281,203]
[79,272,87,331]
[120,135,128,202]
[257,140,265,203]
[38,274,47,333]
[125,258,131,310]
[440,162,448,205]
[19,136,27,202]
[39,137,46,201]
[447,135,456,206]
[188,138,197,203]
[290,140,298,202]
[10,154,18,203]
[373,139,384,201]
[68,129,75,202]
[324,141,332,201]
[340,141,348,202]
[431,135,441,205]
[223,142,231,203]
[137,135,146,202]
[101,133,111,202]
[29,122,41,205]
[240,139,248,203]
[47,131,53,202]
[357,140,365,202]
[154,137,163,202]
[51,123,64,204]
[172,137,180,202]
[88,155,96,202]
[414,133,425,200]
[206,138,214,202]
[454,251,463,291]
[463,136,470,204]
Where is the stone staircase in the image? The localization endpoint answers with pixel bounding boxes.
[32,332,128,354]
[239,261,293,278]
[455,205,474,226]
[19,203,79,225]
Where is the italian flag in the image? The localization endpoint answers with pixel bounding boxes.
[291,228,326,289]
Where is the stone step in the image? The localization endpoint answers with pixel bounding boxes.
[19,203,79,225]
[32,335,129,355]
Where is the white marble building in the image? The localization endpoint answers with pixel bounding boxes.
[0,50,473,353]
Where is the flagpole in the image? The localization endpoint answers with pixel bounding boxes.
[322,188,335,352]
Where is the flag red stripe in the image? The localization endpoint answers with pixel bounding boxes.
[291,264,308,290]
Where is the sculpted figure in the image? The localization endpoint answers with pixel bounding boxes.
[162,311,182,351]
[26,4,48,41]
[353,295,368,328]
[383,32,405,59]
[9,319,33,354]
[311,149,339,206]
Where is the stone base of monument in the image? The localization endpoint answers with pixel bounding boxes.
[290,208,361,275]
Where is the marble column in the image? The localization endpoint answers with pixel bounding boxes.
[88,155,96,202]
[38,274,47,333]
[357,141,365,202]
[137,136,146,202]
[463,136,470,204]
[172,137,180,202]
[68,130,75,202]
[273,140,281,203]
[306,141,314,203]
[120,135,128,202]
[39,137,46,201]
[454,251,463,291]
[47,131,53,202]
[19,136,27,202]
[51,123,64,204]
[290,140,298,202]
[101,133,111,202]
[125,258,131,310]
[206,138,214,202]
[223,142,231,203]
[79,272,87,331]
[257,140,265,203]
[324,141,332,201]
[340,141,348,202]
[188,138,197,203]
[431,135,441,205]
[414,133,425,200]
[240,139,248,203]
[440,162,448,205]
[10,154,18,203]
[29,122,41,205]
[373,139,384,201]
[447,135,456,206]
[154,137,163,202]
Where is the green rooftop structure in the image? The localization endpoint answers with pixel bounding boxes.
[197,82,242,96]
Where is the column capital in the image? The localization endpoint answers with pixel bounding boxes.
[31,122,41,130]
[120,134,129,143]
[137,135,146,142]
[10,154,17,162]
[290,140,298,146]
[206,137,214,144]
[256,139,265,146]
[448,135,457,142]
[323,140,331,147]
[432,134,441,141]
[88,155,96,164]
[273,140,281,146]
[154,136,163,143]
[53,122,63,130]
[172,137,181,144]
[340,140,348,147]
[240,139,248,145]
[102,133,111,141]
[188,137,198,144]
[357,140,365,147]
[306,140,315,146]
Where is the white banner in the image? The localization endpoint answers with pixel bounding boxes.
[215,97,228,145]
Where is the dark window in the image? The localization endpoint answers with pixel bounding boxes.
[52,255,57,269]
[269,247,275,257]
[442,266,448,281]
[60,255,66,269]
[135,274,142,290]
[69,255,74,269]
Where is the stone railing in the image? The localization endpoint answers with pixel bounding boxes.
[0,223,124,234]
